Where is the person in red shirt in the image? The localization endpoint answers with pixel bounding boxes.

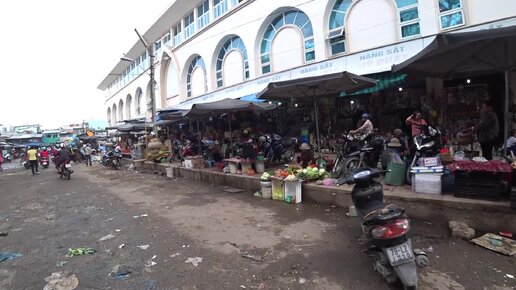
[405,111,427,137]
[40,147,50,159]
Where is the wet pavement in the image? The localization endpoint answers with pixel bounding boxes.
[0,163,514,290]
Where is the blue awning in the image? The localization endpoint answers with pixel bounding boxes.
[239,94,264,103]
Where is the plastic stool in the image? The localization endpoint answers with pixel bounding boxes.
[205,160,216,168]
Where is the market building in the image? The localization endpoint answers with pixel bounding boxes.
[98,0,516,127]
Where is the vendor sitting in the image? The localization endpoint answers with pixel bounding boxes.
[381,138,406,169]
[298,143,315,168]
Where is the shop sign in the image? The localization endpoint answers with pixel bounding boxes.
[176,38,431,109]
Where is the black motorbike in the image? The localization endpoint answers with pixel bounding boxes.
[102,149,122,170]
[337,168,428,289]
[337,134,385,176]
[259,134,297,166]
[331,132,368,178]
[406,125,442,184]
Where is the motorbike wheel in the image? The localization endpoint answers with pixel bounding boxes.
[24,163,30,170]
[342,156,361,174]
[65,170,71,180]
[283,148,295,163]
[331,157,344,179]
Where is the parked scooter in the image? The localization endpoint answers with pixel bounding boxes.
[337,168,428,289]
[259,134,297,165]
[331,132,368,178]
[102,148,122,170]
[406,124,442,184]
[338,134,385,176]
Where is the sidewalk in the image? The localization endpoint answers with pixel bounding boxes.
[124,160,516,232]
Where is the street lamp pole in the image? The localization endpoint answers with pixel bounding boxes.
[134,29,157,135]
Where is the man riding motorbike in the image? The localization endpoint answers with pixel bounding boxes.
[55,144,71,173]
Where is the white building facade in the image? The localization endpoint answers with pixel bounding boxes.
[98,0,516,125]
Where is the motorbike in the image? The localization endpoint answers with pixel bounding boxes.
[406,125,442,184]
[2,151,12,163]
[40,156,50,168]
[21,156,30,170]
[259,134,297,166]
[331,132,369,178]
[102,149,122,170]
[58,160,73,180]
[337,168,428,289]
[338,134,385,176]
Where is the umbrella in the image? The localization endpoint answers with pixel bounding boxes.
[393,26,516,156]
[257,71,377,156]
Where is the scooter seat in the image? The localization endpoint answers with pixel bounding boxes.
[362,204,405,226]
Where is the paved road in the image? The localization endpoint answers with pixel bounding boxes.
[0,164,514,290]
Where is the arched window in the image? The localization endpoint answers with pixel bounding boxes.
[328,0,352,55]
[260,10,315,74]
[395,0,420,38]
[126,94,132,119]
[118,99,124,121]
[107,108,112,125]
[112,104,117,123]
[135,88,143,115]
[186,56,207,97]
[216,36,249,88]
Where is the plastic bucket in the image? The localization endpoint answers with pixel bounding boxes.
[166,167,174,178]
[228,162,238,174]
[261,181,272,199]
[384,162,406,186]
[255,161,265,173]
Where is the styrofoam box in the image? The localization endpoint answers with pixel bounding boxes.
[414,174,442,195]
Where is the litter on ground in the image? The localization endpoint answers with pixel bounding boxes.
[67,247,95,257]
[43,271,79,290]
[137,245,150,250]
[99,234,115,241]
[0,252,22,262]
[185,257,203,267]
[471,233,516,256]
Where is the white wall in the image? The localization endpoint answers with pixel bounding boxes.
[105,0,516,118]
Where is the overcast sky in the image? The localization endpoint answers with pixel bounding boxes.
[0,0,171,129]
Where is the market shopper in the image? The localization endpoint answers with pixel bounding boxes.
[506,130,516,156]
[27,146,39,175]
[298,143,315,168]
[472,101,499,160]
[351,113,373,136]
[83,143,93,166]
[405,111,427,137]
[0,145,3,171]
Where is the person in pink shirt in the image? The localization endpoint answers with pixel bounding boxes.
[405,111,427,137]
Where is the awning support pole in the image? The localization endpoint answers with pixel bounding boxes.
[313,97,322,162]
[504,70,510,158]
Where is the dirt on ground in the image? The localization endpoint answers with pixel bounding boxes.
[0,164,514,290]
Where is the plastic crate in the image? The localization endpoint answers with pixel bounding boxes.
[454,171,505,201]
[271,178,285,201]
[284,181,302,204]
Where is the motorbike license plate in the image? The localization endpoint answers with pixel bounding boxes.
[65,164,72,168]
[43,162,48,165]
[386,242,414,266]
